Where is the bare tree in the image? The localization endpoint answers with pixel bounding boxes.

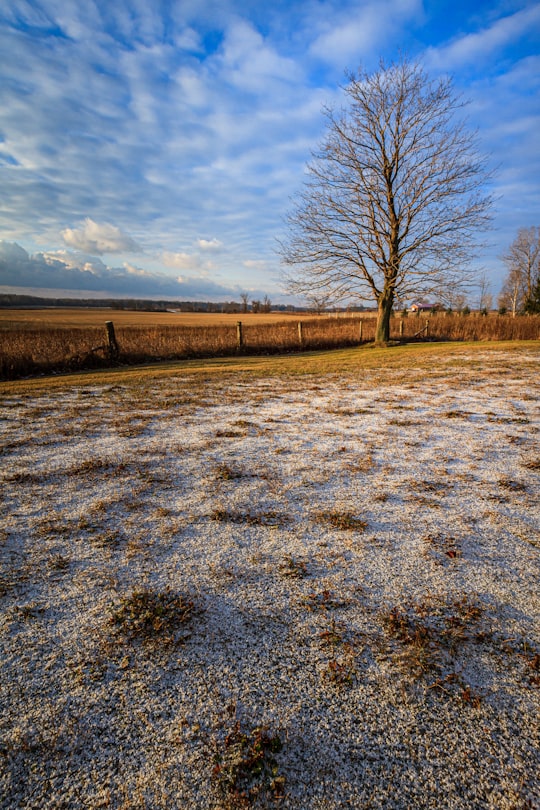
[477,272,493,312]
[240,293,249,314]
[498,266,525,316]
[262,295,272,313]
[306,288,336,314]
[446,291,468,313]
[501,226,540,306]
[280,58,493,344]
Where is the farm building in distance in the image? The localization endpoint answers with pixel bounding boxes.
[408,301,444,313]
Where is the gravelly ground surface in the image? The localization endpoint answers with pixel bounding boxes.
[1,345,539,809]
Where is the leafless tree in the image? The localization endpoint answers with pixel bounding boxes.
[240,292,249,314]
[477,272,493,312]
[498,266,525,316]
[280,58,493,343]
[501,227,540,308]
[446,291,468,313]
[306,286,337,314]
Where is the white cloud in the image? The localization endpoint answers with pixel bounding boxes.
[243,259,268,269]
[123,262,154,277]
[0,240,28,262]
[61,219,141,255]
[0,3,326,292]
[1,2,538,300]
[161,251,202,270]
[160,250,217,277]
[174,67,211,109]
[220,18,301,90]
[308,0,423,67]
[174,26,203,52]
[0,240,252,300]
[41,250,108,275]
[426,5,540,70]
[197,238,223,251]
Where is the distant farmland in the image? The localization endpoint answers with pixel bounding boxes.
[0,308,334,330]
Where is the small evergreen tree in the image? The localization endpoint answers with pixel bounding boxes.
[524,276,540,313]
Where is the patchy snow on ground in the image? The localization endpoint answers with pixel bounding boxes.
[1,347,539,809]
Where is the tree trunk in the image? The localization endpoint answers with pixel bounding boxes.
[375,292,393,344]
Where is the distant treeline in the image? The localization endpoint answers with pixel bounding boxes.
[0,293,373,313]
[0,293,298,312]
[0,293,267,312]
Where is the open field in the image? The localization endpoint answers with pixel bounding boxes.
[0,309,338,330]
[1,342,539,808]
[1,308,539,381]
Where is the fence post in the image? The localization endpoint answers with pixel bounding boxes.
[399,318,404,338]
[298,321,303,346]
[425,319,429,338]
[105,321,119,360]
[236,321,243,350]
[359,320,363,342]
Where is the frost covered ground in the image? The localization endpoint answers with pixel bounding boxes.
[1,345,539,809]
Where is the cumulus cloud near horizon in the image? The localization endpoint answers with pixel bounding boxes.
[0,241,257,300]
[61,218,142,255]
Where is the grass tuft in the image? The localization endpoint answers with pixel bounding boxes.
[423,533,462,560]
[210,508,285,527]
[498,477,528,492]
[322,646,357,687]
[315,510,367,531]
[303,589,350,611]
[214,463,246,481]
[109,587,196,642]
[381,594,484,689]
[278,554,308,579]
[212,721,285,808]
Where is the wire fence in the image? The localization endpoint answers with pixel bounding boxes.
[1,313,539,380]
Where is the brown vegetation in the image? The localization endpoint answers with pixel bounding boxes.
[1,311,539,380]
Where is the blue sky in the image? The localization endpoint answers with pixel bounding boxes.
[0,0,539,303]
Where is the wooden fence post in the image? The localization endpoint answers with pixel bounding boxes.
[298,321,303,346]
[236,321,243,350]
[425,319,429,338]
[358,320,363,342]
[105,321,119,360]
[399,318,404,338]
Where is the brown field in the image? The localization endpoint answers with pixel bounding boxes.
[0,308,358,330]
[0,308,539,381]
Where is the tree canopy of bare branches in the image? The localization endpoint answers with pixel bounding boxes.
[499,226,540,315]
[279,58,494,343]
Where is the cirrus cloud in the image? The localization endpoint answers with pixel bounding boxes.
[1,1,539,300]
[425,4,540,70]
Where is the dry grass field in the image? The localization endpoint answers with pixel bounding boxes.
[1,307,539,381]
[1,341,539,809]
[0,308,336,330]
